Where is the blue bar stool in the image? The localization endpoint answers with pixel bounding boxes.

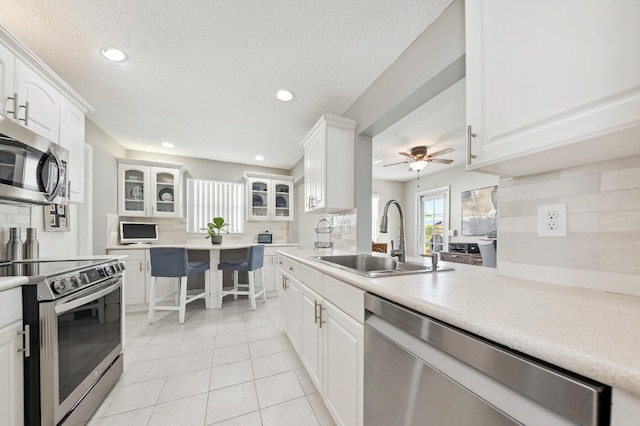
[148,247,210,324]
[217,245,266,310]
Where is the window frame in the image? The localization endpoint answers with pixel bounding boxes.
[415,186,450,256]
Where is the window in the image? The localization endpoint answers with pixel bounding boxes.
[186,178,244,233]
[416,186,449,255]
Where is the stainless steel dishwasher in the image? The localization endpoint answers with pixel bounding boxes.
[364,293,611,426]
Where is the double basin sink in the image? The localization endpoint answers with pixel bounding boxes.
[310,254,453,278]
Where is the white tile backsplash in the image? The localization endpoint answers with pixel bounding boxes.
[0,202,32,260]
[498,154,640,295]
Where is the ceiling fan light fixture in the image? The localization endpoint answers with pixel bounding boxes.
[101,47,127,62]
[409,160,427,171]
[276,90,294,102]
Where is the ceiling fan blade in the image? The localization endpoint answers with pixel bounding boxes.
[398,152,414,159]
[430,158,454,164]
[382,160,411,167]
[428,148,454,157]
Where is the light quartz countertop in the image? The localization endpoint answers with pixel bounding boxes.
[279,249,640,397]
[0,276,28,292]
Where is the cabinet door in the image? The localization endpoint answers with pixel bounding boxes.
[0,321,25,426]
[323,301,363,426]
[304,130,326,212]
[247,177,270,220]
[300,284,323,393]
[285,276,301,355]
[59,98,85,203]
[466,0,640,176]
[118,164,150,216]
[277,266,288,331]
[15,60,61,143]
[0,44,15,118]
[150,167,180,218]
[124,258,147,305]
[272,179,293,221]
[262,255,275,292]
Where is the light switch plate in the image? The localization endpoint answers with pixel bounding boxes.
[538,204,567,237]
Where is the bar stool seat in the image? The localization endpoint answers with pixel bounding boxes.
[148,247,210,324]
[218,245,266,310]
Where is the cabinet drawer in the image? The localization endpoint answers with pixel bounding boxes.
[0,287,22,328]
[295,263,323,295]
[323,275,365,324]
[440,252,467,264]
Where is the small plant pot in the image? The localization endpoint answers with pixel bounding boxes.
[210,234,223,244]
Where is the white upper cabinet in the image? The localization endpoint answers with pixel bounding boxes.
[15,60,61,143]
[118,159,184,218]
[59,98,85,203]
[0,43,15,118]
[244,172,294,221]
[465,0,640,177]
[301,114,356,213]
[1,26,92,204]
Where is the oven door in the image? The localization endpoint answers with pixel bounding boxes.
[40,277,123,425]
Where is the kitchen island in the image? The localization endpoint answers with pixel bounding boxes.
[108,243,298,310]
[278,249,640,424]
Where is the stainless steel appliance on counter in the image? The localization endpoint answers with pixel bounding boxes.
[364,293,611,426]
[1,258,125,425]
[0,116,68,205]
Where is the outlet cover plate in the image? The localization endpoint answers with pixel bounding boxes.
[538,204,567,237]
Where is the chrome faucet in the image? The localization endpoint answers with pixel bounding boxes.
[380,199,407,263]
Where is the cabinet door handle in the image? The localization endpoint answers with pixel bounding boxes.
[17,324,30,358]
[19,101,30,126]
[147,260,150,272]
[466,125,477,165]
[7,93,19,119]
[139,262,142,272]
[314,300,320,324]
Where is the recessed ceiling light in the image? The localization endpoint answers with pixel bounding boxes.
[161,141,174,148]
[372,159,382,165]
[101,47,127,62]
[254,155,265,161]
[276,90,294,102]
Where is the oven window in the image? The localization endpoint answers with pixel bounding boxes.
[57,287,122,403]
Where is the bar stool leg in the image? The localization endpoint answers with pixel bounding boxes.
[204,270,210,310]
[148,276,157,323]
[233,271,239,300]
[178,276,188,324]
[248,270,257,310]
[260,267,267,303]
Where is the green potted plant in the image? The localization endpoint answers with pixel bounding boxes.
[203,217,229,244]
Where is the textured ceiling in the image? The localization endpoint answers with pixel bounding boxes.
[2,0,456,174]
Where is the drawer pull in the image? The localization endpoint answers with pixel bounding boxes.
[17,325,30,358]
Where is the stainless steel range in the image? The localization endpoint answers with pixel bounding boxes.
[2,258,125,426]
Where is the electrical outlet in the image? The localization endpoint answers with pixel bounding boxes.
[538,204,567,237]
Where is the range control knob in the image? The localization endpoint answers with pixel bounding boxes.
[68,276,80,289]
[118,262,125,271]
[104,265,114,276]
[52,280,67,294]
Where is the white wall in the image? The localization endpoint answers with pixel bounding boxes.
[403,166,499,258]
[372,180,405,251]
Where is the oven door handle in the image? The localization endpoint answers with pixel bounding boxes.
[55,280,122,314]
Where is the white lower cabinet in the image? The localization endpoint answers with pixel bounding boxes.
[300,284,323,390]
[0,321,25,426]
[611,388,640,426]
[323,300,363,426]
[278,256,364,426]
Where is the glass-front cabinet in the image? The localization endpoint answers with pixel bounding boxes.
[117,159,183,218]
[244,172,294,222]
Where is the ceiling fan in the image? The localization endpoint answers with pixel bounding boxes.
[383,146,454,171]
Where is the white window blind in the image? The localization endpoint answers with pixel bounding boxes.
[186,178,244,233]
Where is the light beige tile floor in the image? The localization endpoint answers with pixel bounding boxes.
[89,296,336,426]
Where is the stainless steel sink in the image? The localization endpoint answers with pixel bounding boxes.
[310,254,452,277]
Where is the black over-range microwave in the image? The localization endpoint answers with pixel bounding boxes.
[0,116,68,205]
